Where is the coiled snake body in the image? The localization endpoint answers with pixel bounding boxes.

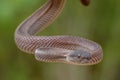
[15,0,103,65]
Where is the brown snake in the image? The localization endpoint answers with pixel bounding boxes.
[14,0,103,65]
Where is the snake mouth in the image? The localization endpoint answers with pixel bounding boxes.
[67,58,90,64]
[66,57,102,65]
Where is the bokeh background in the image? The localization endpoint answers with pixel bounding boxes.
[0,0,120,80]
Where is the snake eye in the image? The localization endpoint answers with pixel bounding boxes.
[77,55,81,58]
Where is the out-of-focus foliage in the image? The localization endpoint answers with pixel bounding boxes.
[0,0,120,80]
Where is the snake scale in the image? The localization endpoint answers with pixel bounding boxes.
[14,0,103,65]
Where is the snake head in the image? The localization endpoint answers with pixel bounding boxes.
[66,50,92,65]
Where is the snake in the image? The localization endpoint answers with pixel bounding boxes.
[14,0,103,65]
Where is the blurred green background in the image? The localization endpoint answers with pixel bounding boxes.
[0,0,120,80]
